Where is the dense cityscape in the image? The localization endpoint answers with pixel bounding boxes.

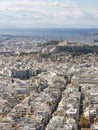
[0,0,98,129]
[0,36,97,130]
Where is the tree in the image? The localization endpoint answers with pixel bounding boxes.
[79,115,90,128]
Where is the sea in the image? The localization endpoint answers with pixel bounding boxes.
[0,28,98,44]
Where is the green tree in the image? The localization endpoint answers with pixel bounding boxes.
[79,115,90,128]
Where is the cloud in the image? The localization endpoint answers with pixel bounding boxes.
[0,0,97,28]
[0,0,80,18]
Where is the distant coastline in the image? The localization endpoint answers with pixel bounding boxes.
[0,28,98,44]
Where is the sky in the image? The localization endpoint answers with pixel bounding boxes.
[0,0,98,28]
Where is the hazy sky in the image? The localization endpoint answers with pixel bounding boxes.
[0,0,98,28]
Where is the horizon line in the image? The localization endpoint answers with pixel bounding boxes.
[0,27,98,29]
